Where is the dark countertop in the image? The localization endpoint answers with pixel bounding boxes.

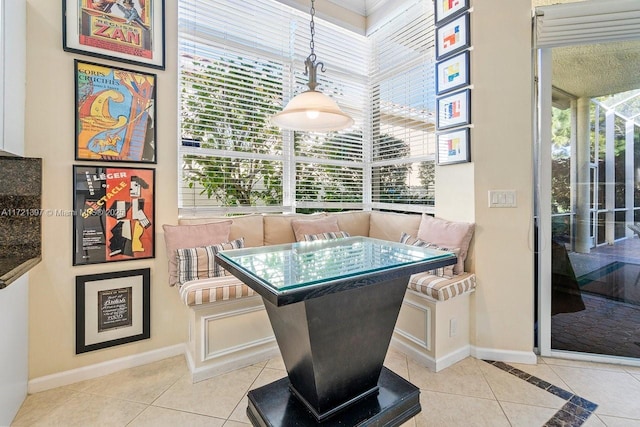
[0,256,41,289]
[0,155,43,288]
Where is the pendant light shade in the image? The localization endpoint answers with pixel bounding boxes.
[271,0,353,133]
[271,90,354,132]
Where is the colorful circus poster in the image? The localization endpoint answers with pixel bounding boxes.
[73,165,155,265]
[75,60,156,163]
[63,0,165,69]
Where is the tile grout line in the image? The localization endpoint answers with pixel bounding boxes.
[483,360,598,427]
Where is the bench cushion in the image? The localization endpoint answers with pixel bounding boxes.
[408,272,476,301]
[179,276,256,307]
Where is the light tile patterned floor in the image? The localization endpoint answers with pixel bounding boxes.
[10,350,640,426]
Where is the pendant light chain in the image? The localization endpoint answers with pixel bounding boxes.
[309,0,316,63]
[305,0,324,91]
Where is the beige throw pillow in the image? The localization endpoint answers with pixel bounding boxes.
[416,215,474,274]
[291,216,340,242]
[162,220,232,286]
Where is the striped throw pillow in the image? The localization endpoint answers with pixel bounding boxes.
[399,232,459,277]
[175,238,245,286]
[303,231,351,241]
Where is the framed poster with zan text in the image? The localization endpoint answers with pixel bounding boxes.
[73,165,155,265]
[63,0,166,70]
[76,268,150,354]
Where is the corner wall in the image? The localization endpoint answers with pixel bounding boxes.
[25,0,185,381]
[436,0,536,360]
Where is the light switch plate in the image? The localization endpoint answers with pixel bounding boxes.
[488,190,517,208]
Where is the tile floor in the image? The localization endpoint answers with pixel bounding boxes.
[10,349,640,427]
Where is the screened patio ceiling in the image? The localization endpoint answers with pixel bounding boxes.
[551,39,640,126]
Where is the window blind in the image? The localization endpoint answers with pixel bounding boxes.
[369,0,436,212]
[535,0,640,48]
[178,0,368,215]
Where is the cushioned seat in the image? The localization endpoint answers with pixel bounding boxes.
[179,276,255,307]
[408,272,476,301]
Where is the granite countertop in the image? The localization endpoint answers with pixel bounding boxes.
[0,155,43,289]
[0,256,41,289]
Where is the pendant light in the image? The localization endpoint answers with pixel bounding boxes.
[270,0,354,132]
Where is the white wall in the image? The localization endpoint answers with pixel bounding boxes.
[26,0,185,382]
[0,0,28,423]
[436,0,535,361]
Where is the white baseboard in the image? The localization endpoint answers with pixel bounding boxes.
[390,338,470,372]
[189,346,280,383]
[435,345,472,371]
[471,346,538,365]
[28,344,186,394]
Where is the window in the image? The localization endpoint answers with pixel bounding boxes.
[178,0,434,215]
[369,1,437,212]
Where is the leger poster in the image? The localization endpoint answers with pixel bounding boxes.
[73,165,155,265]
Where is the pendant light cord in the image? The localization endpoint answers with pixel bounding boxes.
[305,0,325,91]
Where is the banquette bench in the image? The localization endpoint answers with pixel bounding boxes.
[163,211,476,382]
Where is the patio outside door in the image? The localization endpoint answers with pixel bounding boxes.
[535,0,640,365]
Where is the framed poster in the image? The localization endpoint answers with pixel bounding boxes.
[73,165,155,265]
[76,268,150,354]
[75,60,157,163]
[435,0,469,25]
[436,13,470,60]
[437,89,470,130]
[63,0,166,70]
[436,51,469,95]
[437,128,470,165]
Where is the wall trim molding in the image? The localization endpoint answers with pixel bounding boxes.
[471,346,538,365]
[28,344,185,394]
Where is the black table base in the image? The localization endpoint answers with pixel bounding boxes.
[247,366,420,427]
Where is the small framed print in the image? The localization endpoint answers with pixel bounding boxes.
[437,128,470,166]
[437,89,470,130]
[436,13,470,61]
[62,0,166,70]
[436,51,469,95]
[435,0,469,25]
[76,268,150,354]
[75,60,157,163]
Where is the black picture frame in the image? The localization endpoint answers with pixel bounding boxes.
[436,13,470,61]
[436,128,471,166]
[435,0,470,26]
[62,0,166,70]
[436,51,470,95]
[75,60,157,163]
[76,268,150,354]
[436,89,471,130]
[73,165,156,266]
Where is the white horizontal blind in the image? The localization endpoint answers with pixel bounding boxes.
[535,0,640,48]
[369,0,436,212]
[178,0,368,214]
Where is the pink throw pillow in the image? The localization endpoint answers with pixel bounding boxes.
[416,215,474,274]
[163,220,232,286]
[291,216,340,242]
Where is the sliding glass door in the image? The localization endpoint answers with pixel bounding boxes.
[535,1,640,364]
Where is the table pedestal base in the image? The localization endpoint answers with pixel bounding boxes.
[246,367,420,427]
